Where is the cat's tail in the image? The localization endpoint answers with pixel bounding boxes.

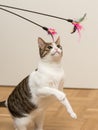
[0,100,6,107]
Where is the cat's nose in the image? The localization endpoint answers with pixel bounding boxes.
[55,48,58,51]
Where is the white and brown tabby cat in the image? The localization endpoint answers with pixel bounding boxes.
[0,37,77,130]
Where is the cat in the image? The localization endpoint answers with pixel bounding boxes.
[0,36,77,130]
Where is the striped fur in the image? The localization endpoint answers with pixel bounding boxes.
[7,76,37,118]
[0,100,6,107]
[39,43,52,58]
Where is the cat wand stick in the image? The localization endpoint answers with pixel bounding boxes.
[0,4,74,22]
[0,7,56,41]
[0,4,87,39]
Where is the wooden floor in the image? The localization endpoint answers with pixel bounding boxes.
[0,87,98,130]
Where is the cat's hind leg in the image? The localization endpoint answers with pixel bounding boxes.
[14,127,26,130]
[33,111,45,130]
[14,116,31,130]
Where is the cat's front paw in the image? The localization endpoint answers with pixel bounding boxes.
[57,92,66,102]
[70,112,77,119]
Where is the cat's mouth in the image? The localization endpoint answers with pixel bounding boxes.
[51,51,61,56]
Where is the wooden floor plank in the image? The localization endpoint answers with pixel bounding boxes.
[0,86,98,130]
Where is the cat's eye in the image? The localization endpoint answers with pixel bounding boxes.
[57,45,62,49]
[47,46,53,49]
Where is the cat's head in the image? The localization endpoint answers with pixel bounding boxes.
[38,37,63,62]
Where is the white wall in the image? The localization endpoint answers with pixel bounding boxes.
[0,0,98,88]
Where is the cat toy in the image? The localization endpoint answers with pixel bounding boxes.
[0,4,86,41]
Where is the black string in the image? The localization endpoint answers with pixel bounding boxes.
[0,4,86,40]
[0,4,73,23]
[0,7,54,40]
[0,7,50,33]
[0,7,44,28]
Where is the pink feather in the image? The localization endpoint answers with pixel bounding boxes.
[72,22,83,40]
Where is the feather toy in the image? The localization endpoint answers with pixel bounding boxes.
[71,13,86,39]
[0,4,86,42]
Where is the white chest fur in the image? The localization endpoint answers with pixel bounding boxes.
[29,61,64,90]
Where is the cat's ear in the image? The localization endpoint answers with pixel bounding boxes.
[38,37,46,49]
[55,36,60,45]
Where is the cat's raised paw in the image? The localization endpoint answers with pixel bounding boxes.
[58,92,66,102]
[70,112,77,119]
